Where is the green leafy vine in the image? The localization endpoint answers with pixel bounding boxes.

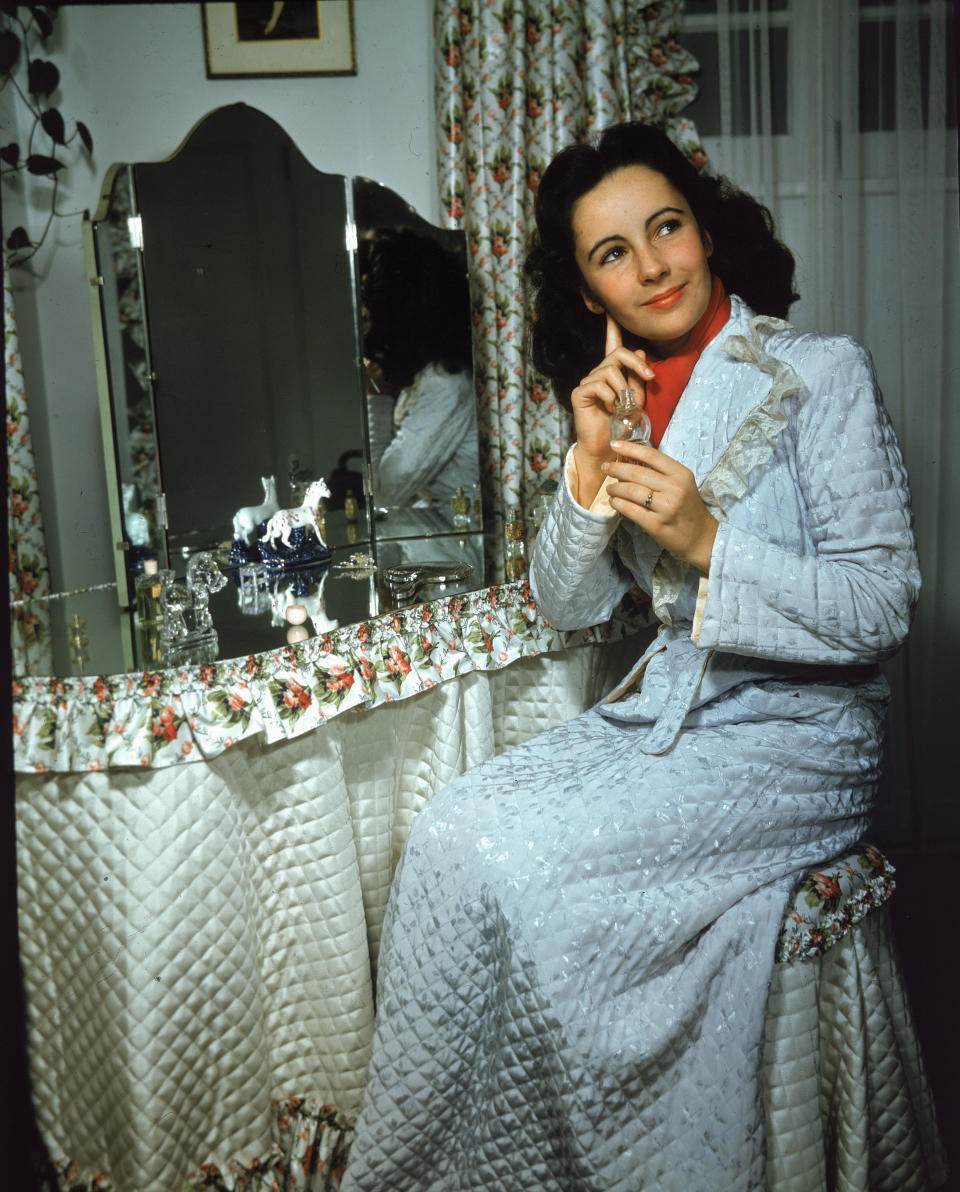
[0,2,93,265]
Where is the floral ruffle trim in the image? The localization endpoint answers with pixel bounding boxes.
[775,842,896,963]
[188,1098,353,1192]
[652,309,805,625]
[43,1097,353,1192]
[12,580,646,773]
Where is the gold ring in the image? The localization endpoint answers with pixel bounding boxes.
[643,491,654,510]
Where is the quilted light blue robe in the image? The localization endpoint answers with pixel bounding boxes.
[342,298,920,1191]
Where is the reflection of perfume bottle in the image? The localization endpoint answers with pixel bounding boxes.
[69,614,89,671]
[135,558,163,665]
[504,507,526,580]
[610,388,652,445]
[451,486,470,529]
[531,479,558,535]
[344,490,358,521]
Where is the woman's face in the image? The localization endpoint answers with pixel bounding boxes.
[572,164,714,356]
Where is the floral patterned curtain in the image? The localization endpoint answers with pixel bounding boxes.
[434,0,703,530]
[5,256,52,675]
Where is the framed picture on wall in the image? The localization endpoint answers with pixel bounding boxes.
[202,2,356,78]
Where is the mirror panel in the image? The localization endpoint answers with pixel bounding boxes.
[79,104,489,673]
[134,103,370,555]
[356,177,482,539]
[88,163,164,582]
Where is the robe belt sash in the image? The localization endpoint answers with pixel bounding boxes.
[599,626,880,756]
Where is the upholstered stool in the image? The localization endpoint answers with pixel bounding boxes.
[762,844,949,1191]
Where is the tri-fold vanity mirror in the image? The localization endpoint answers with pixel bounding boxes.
[85,103,484,671]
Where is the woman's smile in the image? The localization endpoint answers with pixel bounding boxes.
[642,283,687,310]
[572,164,714,355]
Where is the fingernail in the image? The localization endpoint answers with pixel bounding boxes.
[601,460,610,473]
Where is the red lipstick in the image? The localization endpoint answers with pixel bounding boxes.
[643,284,686,310]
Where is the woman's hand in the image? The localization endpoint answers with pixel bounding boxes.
[602,438,719,575]
[570,314,655,506]
[364,357,388,395]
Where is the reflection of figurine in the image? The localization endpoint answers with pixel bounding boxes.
[359,228,478,507]
[232,475,280,545]
[122,483,150,547]
[270,567,339,641]
[260,478,331,551]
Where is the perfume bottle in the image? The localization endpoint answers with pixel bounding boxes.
[504,507,526,581]
[135,558,163,666]
[610,388,652,446]
[450,486,471,529]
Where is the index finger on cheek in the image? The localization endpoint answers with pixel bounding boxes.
[604,313,623,357]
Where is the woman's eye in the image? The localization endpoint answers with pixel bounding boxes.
[655,219,682,239]
[599,245,626,265]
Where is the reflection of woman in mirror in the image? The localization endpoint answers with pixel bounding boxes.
[359,228,477,507]
[342,124,920,1189]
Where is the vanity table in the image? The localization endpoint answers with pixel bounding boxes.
[11,101,653,1190]
[14,580,647,1192]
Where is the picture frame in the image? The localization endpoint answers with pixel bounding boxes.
[202,2,356,79]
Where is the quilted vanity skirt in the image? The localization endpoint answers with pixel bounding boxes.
[342,671,890,1192]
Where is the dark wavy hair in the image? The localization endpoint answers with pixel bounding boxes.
[359,227,473,391]
[525,122,799,407]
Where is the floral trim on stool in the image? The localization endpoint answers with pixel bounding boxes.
[775,842,896,963]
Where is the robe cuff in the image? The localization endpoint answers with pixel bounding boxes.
[566,445,618,517]
[692,576,709,642]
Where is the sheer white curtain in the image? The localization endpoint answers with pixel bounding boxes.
[683,0,959,850]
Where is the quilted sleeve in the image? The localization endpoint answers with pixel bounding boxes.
[695,338,920,665]
[529,446,634,629]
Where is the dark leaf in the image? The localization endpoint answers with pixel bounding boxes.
[32,8,54,38]
[27,57,59,97]
[76,119,92,153]
[26,152,63,175]
[6,227,31,250]
[0,141,19,167]
[40,106,65,144]
[0,2,21,19]
[0,28,20,74]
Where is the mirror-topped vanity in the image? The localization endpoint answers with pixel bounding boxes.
[11,101,643,1188]
[78,103,486,675]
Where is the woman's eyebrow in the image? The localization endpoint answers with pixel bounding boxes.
[645,204,684,229]
[586,206,686,261]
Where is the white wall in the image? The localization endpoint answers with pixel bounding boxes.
[6,0,437,613]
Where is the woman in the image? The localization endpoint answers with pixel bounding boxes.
[341,123,919,1190]
[359,227,478,507]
